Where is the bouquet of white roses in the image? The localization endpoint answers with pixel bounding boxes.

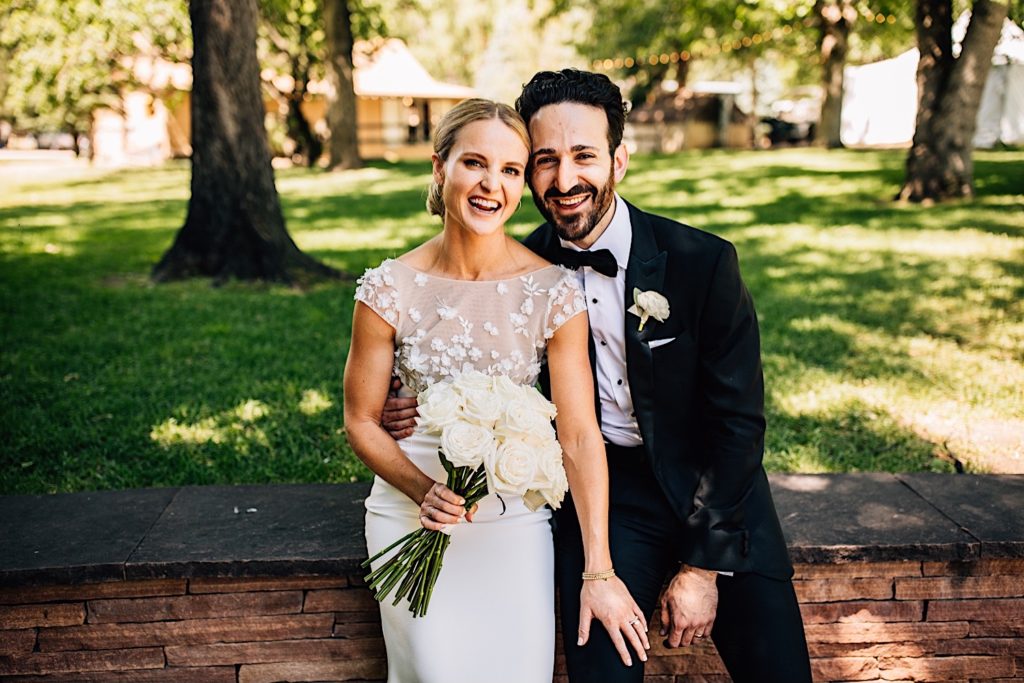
[362,371,569,617]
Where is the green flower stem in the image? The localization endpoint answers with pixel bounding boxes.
[363,453,488,616]
[393,532,439,602]
[418,532,450,617]
[376,532,432,600]
[364,534,424,589]
[362,527,421,571]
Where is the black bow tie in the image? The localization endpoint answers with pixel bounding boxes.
[557,247,618,277]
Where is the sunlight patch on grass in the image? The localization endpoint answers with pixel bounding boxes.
[294,223,436,252]
[276,166,428,199]
[3,148,1022,492]
[235,399,270,422]
[151,416,224,446]
[744,224,1018,259]
[298,389,334,416]
[150,399,272,454]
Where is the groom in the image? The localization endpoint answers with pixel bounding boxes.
[385,69,812,683]
[516,69,811,683]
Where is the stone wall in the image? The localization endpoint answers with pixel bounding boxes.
[2,559,1023,682]
[1,475,1022,682]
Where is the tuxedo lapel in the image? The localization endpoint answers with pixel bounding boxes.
[623,202,667,454]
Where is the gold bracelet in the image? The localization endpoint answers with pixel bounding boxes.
[581,567,616,581]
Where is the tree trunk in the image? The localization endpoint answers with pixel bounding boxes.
[286,90,322,168]
[898,0,1007,202]
[815,0,856,148]
[748,57,759,148]
[286,23,322,168]
[324,0,361,170]
[153,0,339,285]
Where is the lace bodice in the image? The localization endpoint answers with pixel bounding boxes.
[354,258,588,394]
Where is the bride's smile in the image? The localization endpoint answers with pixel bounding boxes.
[433,118,528,238]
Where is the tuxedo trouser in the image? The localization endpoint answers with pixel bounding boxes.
[555,443,812,683]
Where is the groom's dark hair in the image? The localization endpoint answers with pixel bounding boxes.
[515,69,629,154]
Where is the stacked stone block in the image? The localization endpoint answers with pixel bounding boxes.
[2,558,1022,682]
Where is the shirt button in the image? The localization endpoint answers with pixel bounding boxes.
[617,379,623,386]
[600,340,607,346]
[592,298,598,304]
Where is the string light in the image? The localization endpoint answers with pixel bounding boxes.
[590,9,900,71]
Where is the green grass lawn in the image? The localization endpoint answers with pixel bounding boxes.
[2,148,1022,494]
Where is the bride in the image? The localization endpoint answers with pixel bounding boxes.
[343,99,649,683]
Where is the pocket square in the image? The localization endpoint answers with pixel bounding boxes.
[647,336,676,349]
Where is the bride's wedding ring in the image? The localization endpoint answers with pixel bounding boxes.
[627,618,640,626]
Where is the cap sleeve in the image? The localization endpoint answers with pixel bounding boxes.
[544,267,588,339]
[354,261,400,329]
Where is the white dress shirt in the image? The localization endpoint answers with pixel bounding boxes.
[559,193,643,448]
[560,194,735,577]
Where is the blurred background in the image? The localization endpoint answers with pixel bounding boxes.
[1,0,1022,494]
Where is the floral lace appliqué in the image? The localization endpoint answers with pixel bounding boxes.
[362,261,587,394]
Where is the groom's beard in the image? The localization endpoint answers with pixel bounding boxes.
[532,166,616,244]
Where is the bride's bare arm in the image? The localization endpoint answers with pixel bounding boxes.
[344,301,467,529]
[547,313,651,666]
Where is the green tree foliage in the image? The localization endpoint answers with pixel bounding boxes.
[380,0,588,104]
[0,0,189,148]
[380,0,498,86]
[257,0,387,165]
[258,0,328,164]
[560,0,915,113]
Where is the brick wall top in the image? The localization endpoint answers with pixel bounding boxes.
[1,474,1021,587]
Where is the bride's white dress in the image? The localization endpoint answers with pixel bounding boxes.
[354,258,587,683]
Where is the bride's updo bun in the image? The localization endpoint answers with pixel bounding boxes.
[427,99,530,219]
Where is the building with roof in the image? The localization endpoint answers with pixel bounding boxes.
[92,38,477,166]
[628,81,753,153]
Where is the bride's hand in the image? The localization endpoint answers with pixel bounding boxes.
[578,576,650,666]
[418,482,472,530]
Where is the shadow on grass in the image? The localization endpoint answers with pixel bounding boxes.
[0,272,368,493]
[764,394,952,473]
[2,149,1021,492]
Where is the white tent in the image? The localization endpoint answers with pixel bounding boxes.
[841,14,1024,148]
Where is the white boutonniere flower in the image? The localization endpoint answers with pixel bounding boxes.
[627,288,670,331]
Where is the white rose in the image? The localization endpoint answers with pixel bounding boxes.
[529,441,568,510]
[496,401,555,447]
[520,385,558,421]
[415,386,462,434]
[459,388,503,427]
[627,288,670,331]
[490,374,522,401]
[532,441,565,489]
[452,370,493,394]
[519,441,568,512]
[541,465,569,509]
[487,437,539,495]
[440,421,496,469]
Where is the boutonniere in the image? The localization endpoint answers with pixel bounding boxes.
[627,288,670,331]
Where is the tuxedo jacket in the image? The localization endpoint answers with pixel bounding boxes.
[524,200,793,580]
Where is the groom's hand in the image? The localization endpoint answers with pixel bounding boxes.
[659,565,718,648]
[381,378,418,439]
[578,577,650,667]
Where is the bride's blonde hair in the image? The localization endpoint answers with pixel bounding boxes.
[427,99,530,219]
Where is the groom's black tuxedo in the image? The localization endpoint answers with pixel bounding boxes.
[524,199,810,683]
[524,199,791,579]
